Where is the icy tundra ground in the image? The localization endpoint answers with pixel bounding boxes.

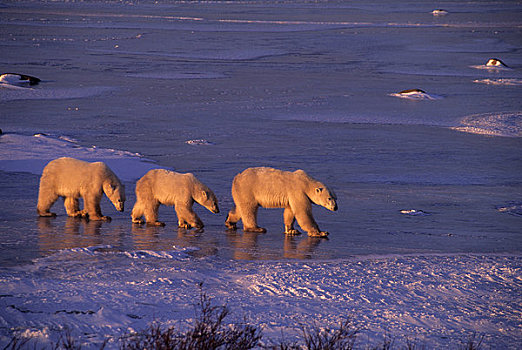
[0,0,521,348]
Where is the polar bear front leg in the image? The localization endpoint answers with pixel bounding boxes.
[294,208,328,237]
[84,193,111,221]
[175,206,204,229]
[283,208,301,235]
[64,197,84,218]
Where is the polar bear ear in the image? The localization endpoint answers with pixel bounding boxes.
[315,187,324,193]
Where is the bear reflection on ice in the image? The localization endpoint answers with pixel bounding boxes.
[225,167,337,237]
[37,157,125,221]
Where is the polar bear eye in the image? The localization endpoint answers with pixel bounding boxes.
[315,187,323,193]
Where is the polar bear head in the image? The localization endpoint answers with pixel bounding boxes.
[103,179,126,212]
[294,170,337,212]
[311,186,337,212]
[194,188,220,214]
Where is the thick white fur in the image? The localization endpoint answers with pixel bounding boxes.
[131,169,219,228]
[37,157,125,220]
[225,167,337,236]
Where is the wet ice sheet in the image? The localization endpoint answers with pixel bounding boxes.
[126,72,226,80]
[0,83,113,102]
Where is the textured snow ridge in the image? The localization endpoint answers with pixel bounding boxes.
[0,254,520,349]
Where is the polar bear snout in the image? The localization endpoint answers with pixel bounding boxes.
[327,202,338,212]
[325,197,338,212]
[115,199,125,212]
[323,196,338,211]
[207,202,220,214]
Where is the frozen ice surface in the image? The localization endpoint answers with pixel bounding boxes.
[0,0,521,348]
[126,72,226,80]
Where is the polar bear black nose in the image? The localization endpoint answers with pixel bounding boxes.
[333,204,338,211]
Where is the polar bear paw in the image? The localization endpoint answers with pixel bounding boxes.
[244,226,267,233]
[308,230,329,238]
[284,228,302,236]
[89,215,112,222]
[69,210,88,218]
[38,211,57,217]
[225,220,237,230]
[148,221,166,227]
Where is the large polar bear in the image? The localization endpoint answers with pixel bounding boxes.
[37,157,125,221]
[131,169,219,228]
[225,167,337,237]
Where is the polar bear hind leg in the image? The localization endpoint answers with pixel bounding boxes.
[225,206,240,230]
[132,200,164,226]
[240,204,266,233]
[36,183,59,217]
[83,193,111,221]
[131,201,145,225]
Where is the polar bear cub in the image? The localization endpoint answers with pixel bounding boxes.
[37,157,125,221]
[131,169,219,228]
[225,167,337,237]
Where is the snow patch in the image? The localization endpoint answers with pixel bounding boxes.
[431,9,448,16]
[0,133,165,181]
[39,244,199,262]
[452,112,522,137]
[1,254,519,349]
[124,247,199,260]
[389,89,442,101]
[496,202,522,217]
[185,139,215,146]
[471,59,511,71]
[473,78,522,86]
[400,209,430,216]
